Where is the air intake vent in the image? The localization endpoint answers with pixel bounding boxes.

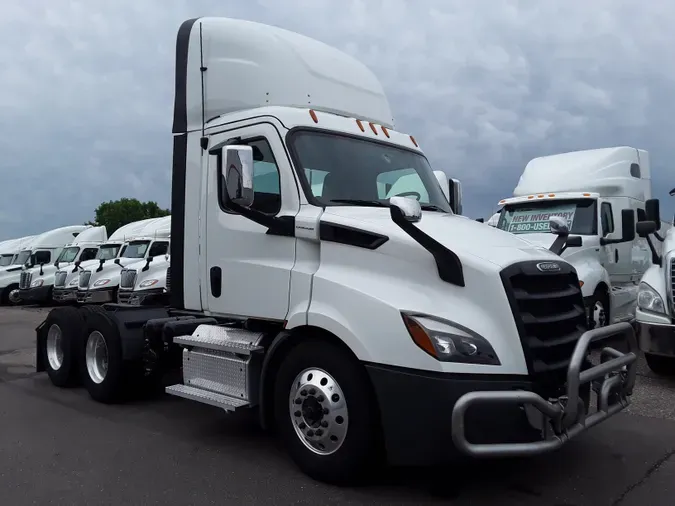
[120,269,137,290]
[54,271,67,288]
[79,270,92,289]
[19,271,32,289]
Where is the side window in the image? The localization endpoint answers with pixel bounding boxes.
[637,208,646,222]
[80,248,98,262]
[34,251,51,265]
[601,202,614,236]
[149,241,169,257]
[378,168,430,203]
[219,138,282,215]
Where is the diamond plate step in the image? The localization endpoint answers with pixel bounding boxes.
[165,384,249,412]
[173,324,264,355]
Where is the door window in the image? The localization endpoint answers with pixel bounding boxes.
[600,202,614,236]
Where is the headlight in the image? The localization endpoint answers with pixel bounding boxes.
[69,279,78,286]
[93,279,110,287]
[31,279,44,288]
[139,279,159,288]
[401,312,500,365]
[637,282,666,314]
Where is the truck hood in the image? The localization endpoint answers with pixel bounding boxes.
[321,207,562,269]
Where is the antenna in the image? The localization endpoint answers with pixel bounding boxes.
[199,22,208,151]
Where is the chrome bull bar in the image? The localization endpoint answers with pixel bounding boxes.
[451,322,638,458]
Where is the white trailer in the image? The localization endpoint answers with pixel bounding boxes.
[18,226,108,305]
[36,17,638,485]
[496,147,652,329]
[633,189,675,375]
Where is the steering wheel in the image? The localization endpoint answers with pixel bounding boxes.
[392,191,422,201]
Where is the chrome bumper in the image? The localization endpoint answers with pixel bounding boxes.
[638,321,675,358]
[451,322,638,458]
[53,288,77,302]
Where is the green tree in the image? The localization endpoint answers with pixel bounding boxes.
[87,198,170,234]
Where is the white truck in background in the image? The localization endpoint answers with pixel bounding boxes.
[117,249,171,306]
[487,212,500,227]
[53,218,160,303]
[0,226,89,305]
[0,236,35,267]
[76,216,171,304]
[495,147,650,330]
[633,189,675,376]
[18,226,108,305]
[35,17,638,485]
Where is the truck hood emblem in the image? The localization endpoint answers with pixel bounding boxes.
[536,261,561,272]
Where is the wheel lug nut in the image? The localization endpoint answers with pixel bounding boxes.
[294,398,302,404]
[307,430,314,437]
[315,429,323,436]
[331,394,340,402]
[294,410,301,417]
[299,422,306,429]
[309,388,316,395]
[300,389,307,396]
[323,408,329,415]
[317,395,324,402]
[321,421,328,428]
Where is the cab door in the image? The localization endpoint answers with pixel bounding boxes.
[203,122,299,320]
[600,198,634,321]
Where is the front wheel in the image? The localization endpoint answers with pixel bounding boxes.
[273,340,383,485]
[588,289,610,330]
[645,353,675,377]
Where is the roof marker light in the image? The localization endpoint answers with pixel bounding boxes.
[583,192,591,197]
[499,199,505,204]
[527,195,535,199]
[381,126,390,138]
[410,135,418,147]
[309,109,318,123]
[537,194,544,198]
[548,193,555,197]
[369,122,378,135]
[356,119,365,132]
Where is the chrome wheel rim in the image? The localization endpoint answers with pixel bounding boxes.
[289,368,348,456]
[593,301,607,328]
[46,324,64,371]
[85,331,109,384]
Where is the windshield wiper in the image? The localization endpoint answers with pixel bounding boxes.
[420,204,446,212]
[327,199,387,207]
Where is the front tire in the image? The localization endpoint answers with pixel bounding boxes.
[273,340,382,485]
[40,307,84,387]
[588,288,610,330]
[645,353,675,377]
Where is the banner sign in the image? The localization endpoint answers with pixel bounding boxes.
[506,205,576,234]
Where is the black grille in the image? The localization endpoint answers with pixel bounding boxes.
[501,260,587,393]
[166,266,171,293]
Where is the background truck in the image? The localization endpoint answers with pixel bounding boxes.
[495,147,651,330]
[36,16,638,485]
[18,226,107,305]
[0,236,35,267]
[0,225,89,305]
[634,189,675,375]
[75,217,171,304]
[53,218,163,303]
[117,250,171,306]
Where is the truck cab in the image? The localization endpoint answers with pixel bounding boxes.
[0,226,89,305]
[18,226,107,304]
[634,191,675,375]
[496,147,649,329]
[117,250,171,306]
[77,217,170,304]
[35,17,639,485]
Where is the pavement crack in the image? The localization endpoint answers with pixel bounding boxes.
[611,447,675,505]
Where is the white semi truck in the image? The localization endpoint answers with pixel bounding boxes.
[18,226,108,305]
[0,236,35,267]
[0,226,89,305]
[633,190,675,376]
[76,217,170,304]
[53,218,162,303]
[117,250,171,306]
[36,17,638,485]
[496,147,652,330]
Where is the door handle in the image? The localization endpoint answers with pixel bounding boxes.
[210,266,222,298]
[615,250,619,262]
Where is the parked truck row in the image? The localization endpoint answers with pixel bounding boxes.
[29,16,642,486]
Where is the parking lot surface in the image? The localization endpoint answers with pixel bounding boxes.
[1,306,675,505]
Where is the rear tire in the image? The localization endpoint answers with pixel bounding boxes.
[40,307,84,387]
[273,339,382,485]
[645,353,675,377]
[81,309,126,403]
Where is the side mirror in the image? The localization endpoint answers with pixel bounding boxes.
[645,199,661,230]
[566,236,583,248]
[669,188,675,196]
[448,178,463,215]
[433,170,450,202]
[636,220,657,237]
[114,259,120,265]
[54,260,60,269]
[389,196,422,223]
[221,145,254,207]
[549,216,569,236]
[620,208,635,242]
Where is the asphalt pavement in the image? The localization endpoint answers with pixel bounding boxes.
[1,306,675,505]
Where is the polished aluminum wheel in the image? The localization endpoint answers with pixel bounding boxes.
[85,330,109,384]
[46,324,64,371]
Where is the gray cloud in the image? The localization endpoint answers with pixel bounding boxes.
[0,0,674,240]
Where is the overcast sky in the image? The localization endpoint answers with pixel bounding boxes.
[0,0,674,240]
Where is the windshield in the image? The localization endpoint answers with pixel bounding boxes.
[498,199,597,235]
[96,244,121,260]
[122,241,150,259]
[57,246,80,263]
[0,254,12,266]
[289,130,452,212]
[15,250,31,265]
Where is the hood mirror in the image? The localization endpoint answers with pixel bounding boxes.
[549,216,569,236]
[389,196,422,223]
